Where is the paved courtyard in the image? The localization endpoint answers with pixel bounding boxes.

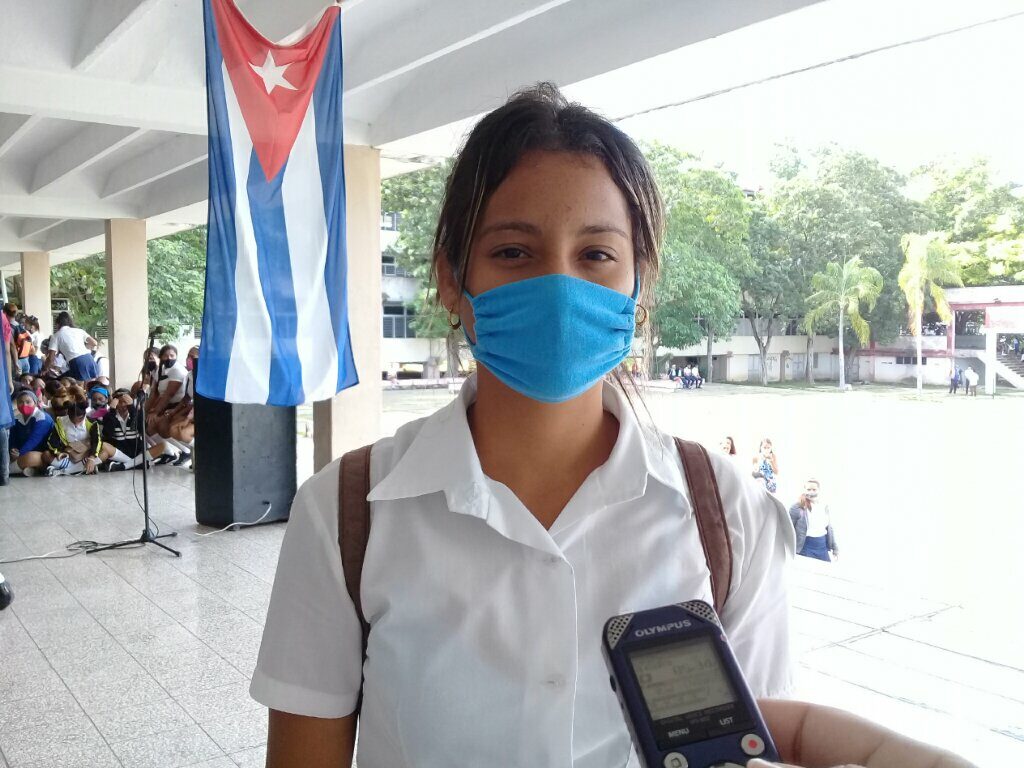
[1,383,1022,767]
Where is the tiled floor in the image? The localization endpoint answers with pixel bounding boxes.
[1,467,275,768]
[1,460,1022,767]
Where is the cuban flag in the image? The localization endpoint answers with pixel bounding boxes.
[198,0,358,406]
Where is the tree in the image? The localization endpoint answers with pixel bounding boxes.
[919,159,1024,286]
[381,160,453,340]
[898,233,962,393]
[804,257,883,390]
[48,227,208,340]
[739,198,801,385]
[644,144,751,380]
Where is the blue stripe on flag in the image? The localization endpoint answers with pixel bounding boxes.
[197,0,238,402]
[314,15,359,392]
[246,154,304,405]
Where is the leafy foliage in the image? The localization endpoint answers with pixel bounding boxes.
[49,228,208,338]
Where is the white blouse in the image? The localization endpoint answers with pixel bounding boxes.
[250,376,794,767]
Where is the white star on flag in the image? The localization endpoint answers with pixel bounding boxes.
[249,50,297,95]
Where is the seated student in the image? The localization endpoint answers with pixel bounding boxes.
[27,316,43,375]
[8,388,53,477]
[164,346,198,449]
[40,387,114,476]
[42,379,64,410]
[690,362,704,389]
[146,345,192,466]
[101,389,174,471]
[681,363,694,388]
[132,347,161,398]
[85,337,109,380]
[86,384,110,423]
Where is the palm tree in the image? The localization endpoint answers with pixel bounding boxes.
[899,233,963,394]
[804,257,884,390]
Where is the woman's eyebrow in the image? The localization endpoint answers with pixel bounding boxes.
[477,221,628,239]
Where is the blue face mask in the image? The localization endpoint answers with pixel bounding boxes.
[463,274,637,403]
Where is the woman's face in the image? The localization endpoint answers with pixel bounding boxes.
[720,438,733,454]
[15,394,35,413]
[161,353,177,368]
[90,394,108,410]
[440,151,636,339]
[804,481,820,498]
[761,441,773,456]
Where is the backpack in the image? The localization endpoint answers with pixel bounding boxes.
[336,438,734,710]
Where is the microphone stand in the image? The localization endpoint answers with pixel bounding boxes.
[88,331,180,558]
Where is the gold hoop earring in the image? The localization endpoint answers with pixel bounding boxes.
[635,305,649,328]
[447,307,461,330]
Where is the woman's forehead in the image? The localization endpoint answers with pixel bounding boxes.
[481,151,630,231]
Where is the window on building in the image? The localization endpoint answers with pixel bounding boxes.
[896,356,927,365]
[381,211,400,231]
[381,253,410,277]
[382,302,416,338]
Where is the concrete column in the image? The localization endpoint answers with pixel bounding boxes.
[984,327,996,395]
[19,251,53,338]
[314,145,382,471]
[105,219,149,388]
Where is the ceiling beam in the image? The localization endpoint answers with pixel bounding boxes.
[19,218,66,239]
[0,193,135,221]
[44,219,107,253]
[74,0,160,71]
[344,0,574,97]
[103,134,207,198]
[367,0,824,146]
[0,66,207,135]
[0,113,40,161]
[30,125,145,194]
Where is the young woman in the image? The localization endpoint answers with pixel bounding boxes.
[720,435,737,456]
[40,386,114,476]
[253,85,968,768]
[101,389,174,470]
[146,344,192,465]
[86,384,110,422]
[789,479,839,562]
[752,437,780,494]
[45,311,99,382]
[8,388,52,477]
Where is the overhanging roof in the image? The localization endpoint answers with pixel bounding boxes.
[0,0,823,269]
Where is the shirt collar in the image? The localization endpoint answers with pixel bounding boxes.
[367,375,681,516]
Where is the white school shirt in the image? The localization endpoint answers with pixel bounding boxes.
[48,326,90,360]
[805,501,831,537]
[157,362,188,404]
[250,376,794,768]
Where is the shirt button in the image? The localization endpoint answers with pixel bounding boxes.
[544,674,566,688]
[545,555,561,566]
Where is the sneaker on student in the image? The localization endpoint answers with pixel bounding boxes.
[21,467,37,478]
[172,450,192,467]
[105,461,127,472]
[153,453,175,466]
[44,465,62,477]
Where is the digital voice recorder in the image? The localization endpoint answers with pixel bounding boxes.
[602,601,779,768]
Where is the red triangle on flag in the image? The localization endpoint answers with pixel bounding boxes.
[211,0,338,182]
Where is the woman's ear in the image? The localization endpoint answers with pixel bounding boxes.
[435,254,459,313]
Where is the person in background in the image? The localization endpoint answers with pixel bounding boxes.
[12,315,34,376]
[948,364,960,395]
[964,366,979,396]
[690,362,704,389]
[752,437,780,493]
[40,386,113,476]
[133,347,160,397]
[8,388,52,477]
[26,316,43,375]
[45,311,99,382]
[87,385,110,422]
[147,344,192,466]
[86,337,109,380]
[0,306,14,485]
[789,478,839,562]
[101,388,174,471]
[720,436,737,456]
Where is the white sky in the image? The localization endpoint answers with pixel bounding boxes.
[566,0,1024,189]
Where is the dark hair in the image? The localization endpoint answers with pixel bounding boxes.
[724,436,736,455]
[159,344,178,358]
[432,82,663,310]
[55,311,73,328]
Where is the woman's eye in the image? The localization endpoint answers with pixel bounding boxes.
[583,250,614,262]
[494,247,527,260]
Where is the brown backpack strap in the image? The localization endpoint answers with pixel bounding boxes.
[338,445,373,672]
[675,438,733,614]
